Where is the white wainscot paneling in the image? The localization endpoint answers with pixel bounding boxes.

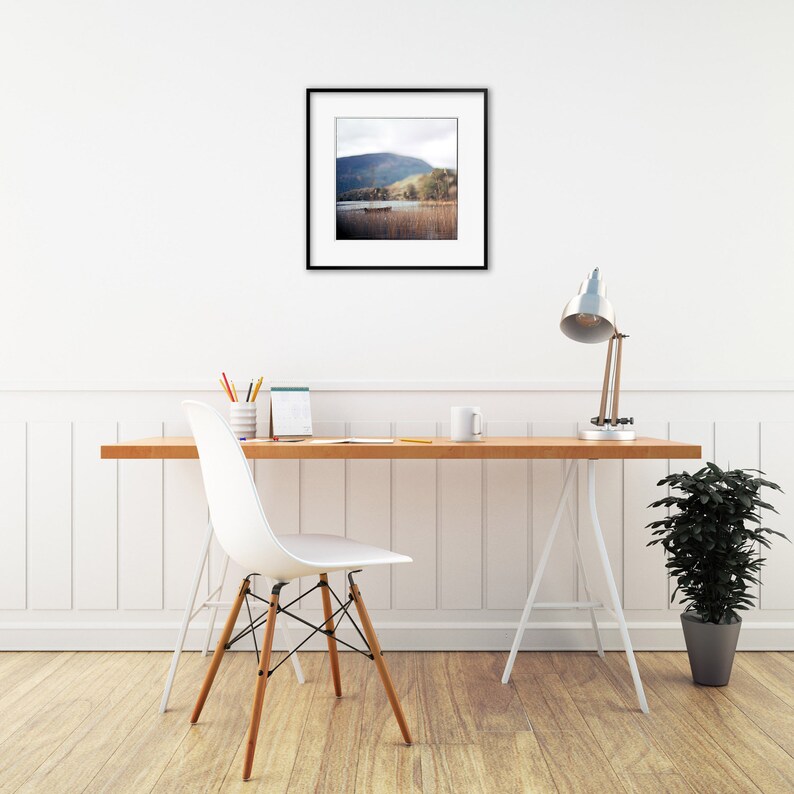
[29,422,72,609]
[623,421,669,611]
[163,421,208,611]
[118,421,163,610]
[299,421,346,609]
[393,421,437,610]
[1,395,793,652]
[73,422,117,610]
[0,423,27,609]
[530,422,577,603]
[347,421,392,610]
[760,423,794,609]
[484,421,529,610]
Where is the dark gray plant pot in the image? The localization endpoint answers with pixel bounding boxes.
[680,612,742,686]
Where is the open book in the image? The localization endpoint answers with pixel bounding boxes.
[309,438,394,444]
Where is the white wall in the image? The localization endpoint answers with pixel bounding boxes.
[1,2,793,649]
[2,0,793,386]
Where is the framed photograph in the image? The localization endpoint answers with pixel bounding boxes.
[306,88,488,270]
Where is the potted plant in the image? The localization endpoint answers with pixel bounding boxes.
[647,463,787,686]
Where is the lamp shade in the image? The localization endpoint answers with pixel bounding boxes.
[560,268,616,343]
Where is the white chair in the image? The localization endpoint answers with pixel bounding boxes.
[183,400,413,781]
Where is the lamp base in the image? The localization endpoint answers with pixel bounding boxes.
[579,427,637,441]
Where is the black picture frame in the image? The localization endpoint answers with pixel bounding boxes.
[306,87,488,271]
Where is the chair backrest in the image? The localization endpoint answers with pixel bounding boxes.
[182,400,297,577]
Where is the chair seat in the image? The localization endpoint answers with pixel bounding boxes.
[276,533,412,572]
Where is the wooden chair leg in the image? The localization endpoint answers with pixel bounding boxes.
[191,576,250,724]
[350,581,413,745]
[242,584,281,781]
[320,573,343,697]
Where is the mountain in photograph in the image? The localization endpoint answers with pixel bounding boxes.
[336,153,433,196]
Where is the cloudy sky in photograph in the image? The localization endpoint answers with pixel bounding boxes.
[336,117,457,169]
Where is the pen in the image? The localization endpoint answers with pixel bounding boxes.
[399,438,432,444]
[245,380,253,402]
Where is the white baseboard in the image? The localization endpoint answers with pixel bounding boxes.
[2,620,792,651]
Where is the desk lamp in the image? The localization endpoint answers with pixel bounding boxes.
[560,268,636,441]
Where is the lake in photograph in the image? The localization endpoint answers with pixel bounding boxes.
[335,117,458,241]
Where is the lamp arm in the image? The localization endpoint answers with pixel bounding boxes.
[610,332,625,426]
[592,331,633,429]
[597,336,615,427]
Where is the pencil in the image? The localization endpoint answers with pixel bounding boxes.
[245,380,253,402]
[231,381,239,402]
[399,438,432,444]
[219,377,233,401]
[221,371,234,401]
[251,377,263,402]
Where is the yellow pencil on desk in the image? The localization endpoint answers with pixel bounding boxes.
[399,438,432,444]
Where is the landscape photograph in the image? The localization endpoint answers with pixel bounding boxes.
[335,117,458,241]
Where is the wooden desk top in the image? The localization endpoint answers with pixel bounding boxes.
[101,436,701,461]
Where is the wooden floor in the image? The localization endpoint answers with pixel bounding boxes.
[0,651,793,793]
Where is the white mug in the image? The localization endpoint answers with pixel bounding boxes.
[451,406,483,442]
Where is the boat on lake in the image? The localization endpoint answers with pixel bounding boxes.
[363,206,392,213]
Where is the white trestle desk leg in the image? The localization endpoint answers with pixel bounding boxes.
[565,500,605,657]
[201,552,230,656]
[502,460,579,684]
[587,460,649,713]
[160,517,214,713]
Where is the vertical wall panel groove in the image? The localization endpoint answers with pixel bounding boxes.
[393,421,437,609]
[665,421,714,609]
[760,422,794,609]
[118,421,163,609]
[163,420,208,611]
[576,422,623,604]
[485,421,529,609]
[530,422,577,603]
[73,421,117,610]
[623,421,669,610]
[347,421,392,609]
[0,423,27,609]
[298,421,346,609]
[28,422,72,609]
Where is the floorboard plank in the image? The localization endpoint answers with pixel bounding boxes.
[0,652,144,791]
[735,652,794,709]
[152,652,259,793]
[0,650,787,793]
[460,652,531,733]
[647,653,794,792]
[355,652,422,794]
[416,652,478,744]
[597,653,760,793]
[221,652,323,792]
[534,729,625,793]
[550,652,678,779]
[476,732,558,793]
[83,652,215,793]
[0,651,80,745]
[17,653,168,794]
[711,661,794,757]
[287,653,368,792]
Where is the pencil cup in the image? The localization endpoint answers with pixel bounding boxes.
[230,403,257,440]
